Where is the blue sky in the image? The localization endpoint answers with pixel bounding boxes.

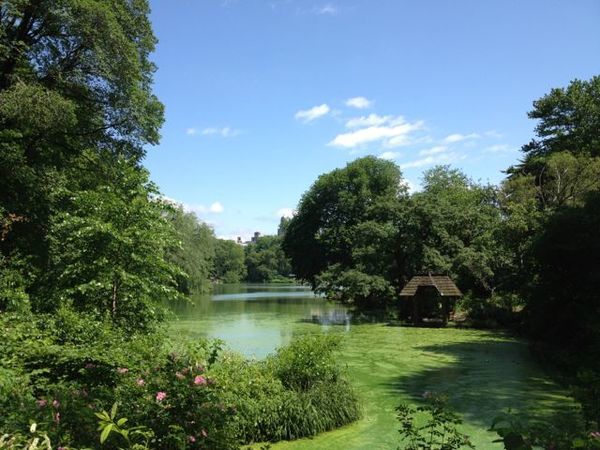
[144,0,600,240]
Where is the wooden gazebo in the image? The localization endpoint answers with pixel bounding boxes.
[399,274,462,324]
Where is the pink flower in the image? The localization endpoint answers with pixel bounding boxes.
[201,429,207,438]
[84,363,95,369]
[155,391,167,402]
[194,375,207,386]
[53,412,60,423]
[58,447,66,450]
[36,399,47,408]
[188,435,196,443]
[590,431,600,439]
[52,399,60,408]
[117,367,129,374]
[175,371,185,380]
[136,378,145,386]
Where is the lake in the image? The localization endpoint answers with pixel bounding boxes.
[168,283,580,449]
[168,283,351,358]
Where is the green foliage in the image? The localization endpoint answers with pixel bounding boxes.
[271,334,342,391]
[490,410,600,450]
[214,239,246,283]
[45,151,182,331]
[396,392,473,450]
[0,423,52,450]
[96,403,154,448]
[573,371,600,430]
[525,191,600,356]
[168,206,216,294]
[315,266,394,308]
[400,166,503,299]
[245,235,291,283]
[0,0,164,309]
[512,76,600,174]
[212,334,360,444]
[283,156,405,308]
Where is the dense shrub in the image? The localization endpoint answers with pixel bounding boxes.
[211,334,360,444]
[0,313,359,449]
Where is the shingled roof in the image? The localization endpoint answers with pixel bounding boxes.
[399,274,462,297]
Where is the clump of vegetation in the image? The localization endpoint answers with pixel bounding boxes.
[0,309,358,449]
[396,392,473,450]
[212,334,360,444]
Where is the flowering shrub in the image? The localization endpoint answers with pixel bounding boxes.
[0,312,358,449]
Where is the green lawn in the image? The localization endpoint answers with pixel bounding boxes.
[268,325,580,449]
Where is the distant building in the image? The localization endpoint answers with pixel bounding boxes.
[235,232,261,246]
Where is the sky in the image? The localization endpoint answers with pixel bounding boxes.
[144,0,600,240]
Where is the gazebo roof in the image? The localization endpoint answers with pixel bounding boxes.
[399,274,462,297]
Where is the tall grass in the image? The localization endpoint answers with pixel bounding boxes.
[211,334,361,444]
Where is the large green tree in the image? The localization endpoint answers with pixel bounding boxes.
[0,0,164,298]
[168,207,216,294]
[214,239,246,283]
[46,151,181,331]
[510,76,600,175]
[283,156,407,307]
[245,235,291,283]
[399,166,503,298]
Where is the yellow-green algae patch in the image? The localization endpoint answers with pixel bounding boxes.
[268,325,579,450]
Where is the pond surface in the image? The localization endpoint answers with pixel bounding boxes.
[168,283,580,449]
[168,283,350,358]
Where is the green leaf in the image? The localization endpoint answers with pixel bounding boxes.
[117,418,128,426]
[110,402,118,420]
[100,424,113,444]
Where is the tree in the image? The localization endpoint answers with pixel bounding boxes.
[46,151,181,331]
[245,235,291,283]
[399,166,503,299]
[526,191,600,361]
[168,207,216,294]
[509,76,600,175]
[0,0,164,300]
[283,156,407,307]
[214,239,246,283]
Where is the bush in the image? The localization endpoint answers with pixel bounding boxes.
[211,334,360,444]
[0,314,360,449]
[396,392,473,450]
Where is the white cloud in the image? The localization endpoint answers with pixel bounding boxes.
[345,114,402,128]
[443,133,480,143]
[345,96,372,109]
[484,130,503,139]
[329,120,424,149]
[401,179,419,194]
[483,144,516,154]
[186,128,198,135]
[209,202,224,213]
[419,145,447,156]
[295,104,330,122]
[277,207,295,218]
[316,3,338,15]
[378,151,401,160]
[400,151,464,169]
[162,196,225,215]
[201,127,240,138]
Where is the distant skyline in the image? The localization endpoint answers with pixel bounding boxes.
[145,0,600,240]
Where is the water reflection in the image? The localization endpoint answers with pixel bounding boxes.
[168,283,350,358]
